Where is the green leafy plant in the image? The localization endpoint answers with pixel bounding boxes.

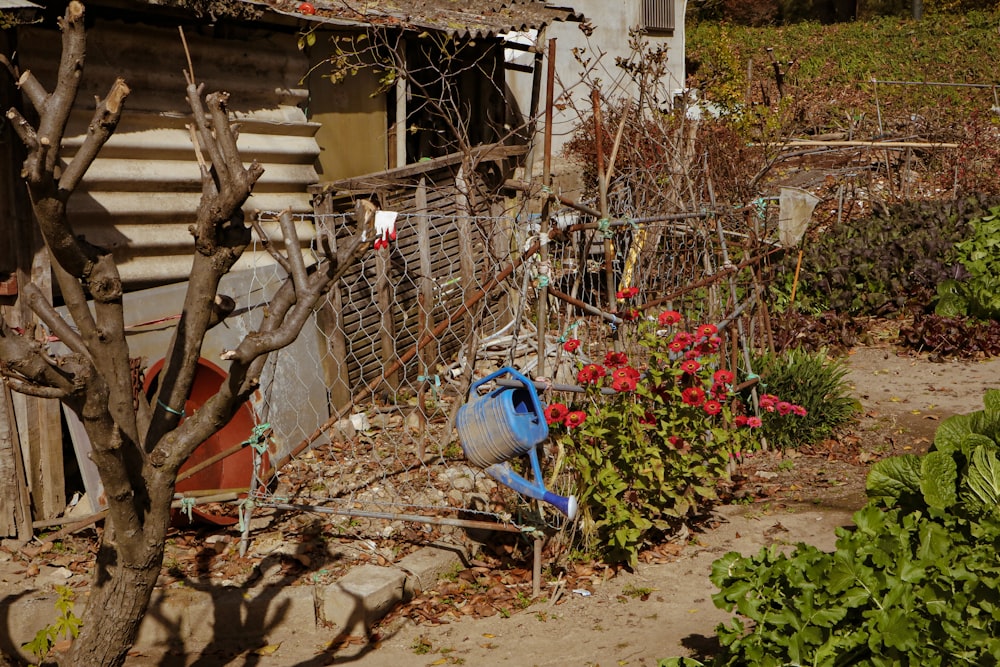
[751,348,860,450]
[673,389,1000,666]
[553,304,805,567]
[935,204,1000,320]
[776,197,989,317]
[22,585,82,665]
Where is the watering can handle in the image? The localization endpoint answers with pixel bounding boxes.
[468,367,545,422]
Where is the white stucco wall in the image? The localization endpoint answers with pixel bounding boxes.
[507,0,687,176]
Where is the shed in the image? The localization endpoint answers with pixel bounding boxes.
[0,0,579,527]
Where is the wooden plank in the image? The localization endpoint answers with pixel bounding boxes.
[7,106,64,522]
[376,228,399,395]
[313,194,353,411]
[0,383,31,540]
[329,143,527,191]
[416,177,437,443]
[456,164,477,337]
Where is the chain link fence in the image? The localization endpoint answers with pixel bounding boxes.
[238,188,779,556]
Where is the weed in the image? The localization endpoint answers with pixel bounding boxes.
[514,591,533,609]
[22,586,81,665]
[621,584,654,599]
[411,636,433,655]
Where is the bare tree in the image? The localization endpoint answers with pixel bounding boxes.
[0,3,371,665]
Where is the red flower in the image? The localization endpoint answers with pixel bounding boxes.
[298,2,316,14]
[616,286,639,300]
[612,376,637,393]
[604,351,629,368]
[759,394,778,412]
[711,383,729,400]
[792,404,808,417]
[696,323,718,339]
[564,410,587,428]
[680,359,701,375]
[777,401,793,416]
[746,416,762,428]
[667,435,682,448]
[673,332,694,348]
[733,415,748,427]
[563,338,581,353]
[668,339,685,353]
[621,308,640,321]
[658,310,682,326]
[640,410,657,425]
[703,400,722,416]
[577,364,606,385]
[681,386,706,406]
[544,403,569,425]
[612,367,636,382]
[713,369,735,385]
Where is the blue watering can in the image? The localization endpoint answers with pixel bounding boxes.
[455,367,577,519]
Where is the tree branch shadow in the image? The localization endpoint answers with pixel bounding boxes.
[134,519,409,667]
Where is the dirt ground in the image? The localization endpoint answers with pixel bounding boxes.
[302,345,1000,667]
[7,344,1000,666]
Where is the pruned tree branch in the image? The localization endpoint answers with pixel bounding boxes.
[33,0,86,180]
[277,210,308,293]
[21,282,92,362]
[4,108,39,151]
[147,82,263,449]
[58,77,130,194]
[250,216,292,273]
[0,318,81,397]
[2,377,71,400]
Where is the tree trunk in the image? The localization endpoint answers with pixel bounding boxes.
[63,533,163,667]
[65,528,164,667]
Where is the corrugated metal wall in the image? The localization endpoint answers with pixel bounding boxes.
[17,18,320,289]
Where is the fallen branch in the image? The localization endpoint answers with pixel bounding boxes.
[764,139,958,149]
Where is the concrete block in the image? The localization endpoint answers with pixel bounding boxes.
[318,564,404,636]
[397,545,465,598]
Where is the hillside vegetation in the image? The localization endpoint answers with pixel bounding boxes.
[687,11,1000,138]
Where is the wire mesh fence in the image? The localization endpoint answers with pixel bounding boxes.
[236,193,780,558]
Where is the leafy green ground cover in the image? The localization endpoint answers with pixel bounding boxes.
[665,389,1000,666]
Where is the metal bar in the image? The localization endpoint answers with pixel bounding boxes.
[261,501,524,533]
[872,79,997,89]
[547,287,622,325]
[537,38,556,378]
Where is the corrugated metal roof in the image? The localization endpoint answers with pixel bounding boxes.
[17,17,320,288]
[248,0,581,38]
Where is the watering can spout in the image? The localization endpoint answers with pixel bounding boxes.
[485,461,578,520]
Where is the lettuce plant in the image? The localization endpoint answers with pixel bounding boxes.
[670,390,1000,666]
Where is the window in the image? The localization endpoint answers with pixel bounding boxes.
[641,0,674,34]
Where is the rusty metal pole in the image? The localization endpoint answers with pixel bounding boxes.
[533,37,557,599]
[592,88,617,345]
[537,38,556,378]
